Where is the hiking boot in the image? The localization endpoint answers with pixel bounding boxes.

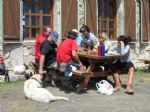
[125,88,134,95]
[113,86,121,92]
[125,86,134,94]
[125,85,134,94]
[113,83,121,92]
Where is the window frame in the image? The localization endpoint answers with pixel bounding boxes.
[98,0,116,40]
[23,0,53,40]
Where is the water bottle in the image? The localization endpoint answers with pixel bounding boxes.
[98,44,102,56]
[101,44,105,56]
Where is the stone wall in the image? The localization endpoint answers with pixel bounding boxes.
[2,0,150,71]
[23,42,35,65]
[3,43,23,68]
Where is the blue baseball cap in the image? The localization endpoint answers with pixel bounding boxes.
[51,31,59,42]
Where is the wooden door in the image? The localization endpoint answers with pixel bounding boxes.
[3,0,20,40]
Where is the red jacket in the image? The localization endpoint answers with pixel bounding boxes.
[35,34,47,62]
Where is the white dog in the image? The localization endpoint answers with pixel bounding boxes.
[24,74,69,103]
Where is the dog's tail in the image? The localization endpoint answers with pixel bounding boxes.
[55,96,69,101]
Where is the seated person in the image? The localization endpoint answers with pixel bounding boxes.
[38,32,59,75]
[93,32,112,53]
[107,35,135,94]
[56,30,84,90]
[79,25,96,50]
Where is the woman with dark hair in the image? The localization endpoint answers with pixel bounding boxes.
[107,35,135,94]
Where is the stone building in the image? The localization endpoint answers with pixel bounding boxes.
[0,0,149,69]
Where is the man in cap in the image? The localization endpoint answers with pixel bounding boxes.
[56,30,84,90]
[39,31,59,75]
[56,30,83,69]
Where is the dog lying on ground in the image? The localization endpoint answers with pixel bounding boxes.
[24,74,69,103]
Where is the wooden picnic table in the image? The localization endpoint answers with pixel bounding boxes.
[73,50,122,93]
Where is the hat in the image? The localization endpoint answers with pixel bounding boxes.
[72,29,78,34]
[51,32,59,42]
[67,30,78,39]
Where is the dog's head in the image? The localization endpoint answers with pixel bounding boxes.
[30,74,42,84]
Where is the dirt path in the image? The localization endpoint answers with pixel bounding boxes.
[0,79,150,112]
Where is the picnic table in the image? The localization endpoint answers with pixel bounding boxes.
[73,50,122,93]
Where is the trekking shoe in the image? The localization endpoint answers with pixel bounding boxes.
[125,88,134,95]
[113,86,121,92]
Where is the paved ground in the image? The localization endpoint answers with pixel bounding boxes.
[0,78,150,112]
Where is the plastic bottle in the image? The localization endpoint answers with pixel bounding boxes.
[101,44,105,56]
[98,44,102,56]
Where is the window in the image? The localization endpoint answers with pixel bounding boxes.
[23,0,53,39]
[98,0,116,40]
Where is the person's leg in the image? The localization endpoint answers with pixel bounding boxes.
[107,60,122,92]
[124,62,134,94]
[125,67,134,94]
[113,72,121,92]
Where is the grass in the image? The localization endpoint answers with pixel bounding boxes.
[0,69,149,90]
[114,68,150,81]
[0,79,25,90]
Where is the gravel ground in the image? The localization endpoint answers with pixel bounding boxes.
[0,79,150,112]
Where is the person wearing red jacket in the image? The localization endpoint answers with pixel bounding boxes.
[35,27,52,63]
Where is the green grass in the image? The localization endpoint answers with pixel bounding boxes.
[134,69,150,80]
[115,69,150,81]
[0,79,25,90]
[0,69,149,90]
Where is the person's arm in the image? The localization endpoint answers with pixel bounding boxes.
[38,41,49,75]
[120,41,130,56]
[39,54,45,75]
[72,50,84,69]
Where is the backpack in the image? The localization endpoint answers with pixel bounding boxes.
[0,55,5,75]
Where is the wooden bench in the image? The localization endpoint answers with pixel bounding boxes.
[140,59,150,71]
[73,69,128,93]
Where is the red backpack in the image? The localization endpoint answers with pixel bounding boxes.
[0,54,5,75]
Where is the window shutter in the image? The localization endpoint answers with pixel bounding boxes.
[3,0,20,40]
[142,0,149,42]
[125,0,136,40]
[86,0,97,36]
[61,0,78,37]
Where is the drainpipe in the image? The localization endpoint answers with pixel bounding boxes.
[20,0,24,63]
[96,0,98,36]
[20,0,23,43]
[140,0,143,44]
[60,0,62,39]
[0,0,3,51]
[135,0,141,54]
[148,0,150,43]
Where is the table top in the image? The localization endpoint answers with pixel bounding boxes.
[78,50,121,60]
